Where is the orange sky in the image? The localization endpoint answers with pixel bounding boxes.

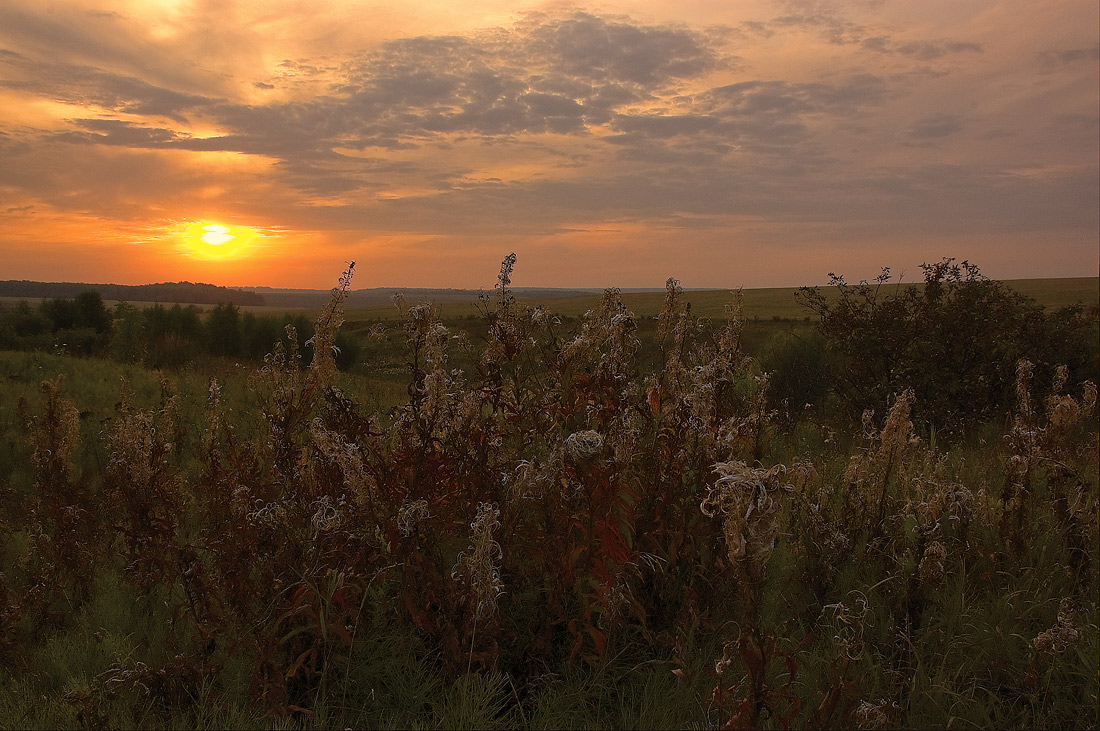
[0,0,1097,290]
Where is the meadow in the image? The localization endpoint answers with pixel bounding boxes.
[0,260,1096,729]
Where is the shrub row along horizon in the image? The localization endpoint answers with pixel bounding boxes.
[0,292,362,371]
[1,256,1097,728]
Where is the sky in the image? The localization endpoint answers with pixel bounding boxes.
[0,0,1097,290]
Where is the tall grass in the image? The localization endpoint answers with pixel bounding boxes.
[0,259,1095,729]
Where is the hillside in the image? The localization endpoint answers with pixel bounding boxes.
[0,280,265,306]
[2,276,1094,319]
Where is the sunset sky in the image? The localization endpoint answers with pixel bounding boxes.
[1,1,1097,290]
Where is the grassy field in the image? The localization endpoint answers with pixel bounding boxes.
[0,273,1095,730]
[7,276,1093,325]
[0,296,314,316]
[330,276,1099,325]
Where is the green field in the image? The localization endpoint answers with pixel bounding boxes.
[329,277,1099,325]
[8,276,1092,325]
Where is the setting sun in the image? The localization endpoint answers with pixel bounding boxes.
[180,221,260,260]
[200,224,234,246]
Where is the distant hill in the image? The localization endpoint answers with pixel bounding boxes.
[2,277,1093,314]
[0,280,265,306]
[250,286,604,309]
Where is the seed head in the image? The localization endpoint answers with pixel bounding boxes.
[397,499,431,537]
[29,377,81,483]
[1033,597,1080,656]
[918,540,948,587]
[452,502,504,619]
[307,261,355,388]
[701,461,790,572]
[565,430,604,462]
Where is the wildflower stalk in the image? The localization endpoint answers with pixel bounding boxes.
[308,261,355,390]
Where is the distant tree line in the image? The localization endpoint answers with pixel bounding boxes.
[0,292,359,371]
[0,280,265,306]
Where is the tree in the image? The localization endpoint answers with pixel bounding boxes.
[206,303,242,358]
[168,304,202,342]
[110,302,145,363]
[8,300,50,337]
[39,297,80,332]
[74,291,112,333]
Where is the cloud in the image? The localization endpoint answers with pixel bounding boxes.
[607,114,719,140]
[905,113,965,141]
[0,2,232,97]
[895,39,982,60]
[0,3,1095,287]
[519,11,721,86]
[861,36,982,59]
[1038,44,1100,67]
[51,118,182,146]
[703,74,888,116]
[761,0,870,46]
[3,10,726,199]
[0,51,213,123]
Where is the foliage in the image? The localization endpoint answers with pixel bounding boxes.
[0,292,112,356]
[797,258,1099,435]
[0,293,362,373]
[758,329,832,414]
[0,258,1095,729]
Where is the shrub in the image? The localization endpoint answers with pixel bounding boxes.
[205,302,242,358]
[758,330,831,413]
[797,258,1098,435]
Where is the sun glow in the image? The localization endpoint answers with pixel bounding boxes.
[180,221,260,260]
[200,224,234,246]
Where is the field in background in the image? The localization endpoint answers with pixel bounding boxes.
[6,277,1095,324]
[334,276,1099,324]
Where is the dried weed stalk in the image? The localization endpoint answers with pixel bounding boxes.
[453,502,504,621]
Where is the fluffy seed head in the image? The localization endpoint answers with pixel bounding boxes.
[701,461,790,572]
[565,430,604,462]
[452,502,504,619]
